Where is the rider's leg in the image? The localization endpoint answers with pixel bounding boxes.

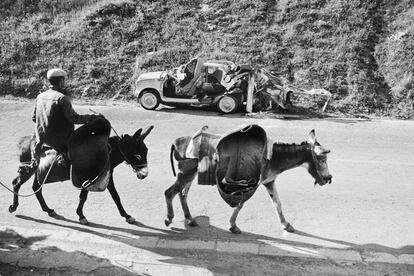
[19,138,41,174]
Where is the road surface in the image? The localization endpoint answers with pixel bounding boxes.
[0,100,413,275]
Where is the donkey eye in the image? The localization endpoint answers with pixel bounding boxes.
[134,155,142,161]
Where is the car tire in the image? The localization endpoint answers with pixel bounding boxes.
[139,90,160,110]
[217,95,238,114]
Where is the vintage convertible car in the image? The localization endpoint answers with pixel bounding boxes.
[134,58,292,113]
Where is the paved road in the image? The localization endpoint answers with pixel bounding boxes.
[0,100,413,274]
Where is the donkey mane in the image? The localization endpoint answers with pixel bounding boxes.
[272,141,310,153]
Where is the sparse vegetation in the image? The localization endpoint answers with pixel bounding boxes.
[0,0,413,118]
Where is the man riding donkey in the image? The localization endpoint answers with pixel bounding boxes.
[20,68,102,174]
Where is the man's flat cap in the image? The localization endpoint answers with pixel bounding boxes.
[47,68,67,79]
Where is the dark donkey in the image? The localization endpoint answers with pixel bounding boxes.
[8,123,154,225]
[165,127,332,234]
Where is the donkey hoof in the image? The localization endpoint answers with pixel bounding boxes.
[8,205,17,213]
[229,225,242,234]
[284,223,295,233]
[126,216,136,224]
[164,217,173,226]
[48,210,57,217]
[186,219,198,227]
[79,217,89,225]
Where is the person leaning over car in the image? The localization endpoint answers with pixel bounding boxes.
[20,68,101,174]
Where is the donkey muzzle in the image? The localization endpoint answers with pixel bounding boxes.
[136,166,148,180]
[315,175,332,186]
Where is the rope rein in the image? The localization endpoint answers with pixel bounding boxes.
[0,134,142,197]
[0,156,57,197]
[1,110,144,196]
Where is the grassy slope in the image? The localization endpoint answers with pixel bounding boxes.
[0,0,413,118]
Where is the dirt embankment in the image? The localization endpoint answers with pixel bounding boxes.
[1,0,413,118]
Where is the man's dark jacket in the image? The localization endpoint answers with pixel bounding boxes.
[32,86,93,149]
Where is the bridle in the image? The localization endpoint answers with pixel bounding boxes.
[309,144,330,185]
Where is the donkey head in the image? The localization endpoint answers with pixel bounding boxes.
[119,126,154,180]
[306,130,332,186]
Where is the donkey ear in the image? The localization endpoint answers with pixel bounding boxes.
[308,129,316,144]
[140,125,154,141]
[133,128,143,140]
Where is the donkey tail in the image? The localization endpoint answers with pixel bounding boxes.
[170,144,176,177]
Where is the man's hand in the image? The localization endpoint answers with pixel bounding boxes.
[89,114,105,121]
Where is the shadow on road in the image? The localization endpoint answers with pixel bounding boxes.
[156,105,244,119]
[294,230,414,256]
[156,105,372,125]
[0,228,136,275]
[16,214,179,238]
[15,214,414,260]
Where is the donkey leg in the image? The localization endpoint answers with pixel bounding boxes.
[9,182,21,213]
[264,181,294,232]
[9,170,35,212]
[32,175,56,217]
[164,169,197,226]
[229,203,244,234]
[179,179,198,227]
[164,178,183,226]
[106,177,135,224]
[9,181,22,213]
[76,189,89,225]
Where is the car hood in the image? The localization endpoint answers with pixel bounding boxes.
[137,71,165,81]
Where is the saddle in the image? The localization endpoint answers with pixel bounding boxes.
[197,124,272,207]
[68,117,112,192]
[36,146,70,185]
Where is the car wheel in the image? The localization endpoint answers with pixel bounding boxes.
[139,90,160,110]
[217,95,238,114]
